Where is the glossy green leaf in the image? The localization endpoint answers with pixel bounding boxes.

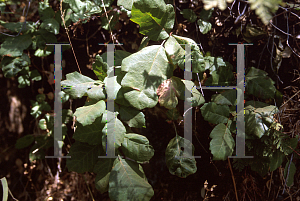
[117,0,134,10]
[119,106,146,128]
[269,150,284,171]
[93,54,108,81]
[121,133,154,163]
[203,56,227,73]
[157,76,185,109]
[121,45,173,110]
[93,158,116,193]
[15,135,35,149]
[73,116,105,145]
[103,75,122,101]
[86,84,106,101]
[209,123,235,160]
[130,0,175,41]
[180,9,197,22]
[182,80,205,107]
[244,105,278,138]
[203,0,234,10]
[74,100,106,126]
[66,141,103,173]
[101,111,126,150]
[61,71,98,99]
[211,89,240,106]
[165,135,197,178]
[109,157,154,201]
[284,161,296,187]
[246,67,276,99]
[0,34,32,57]
[200,102,230,124]
[197,19,212,34]
[40,18,60,35]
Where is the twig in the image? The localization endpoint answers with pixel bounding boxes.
[280,90,300,108]
[228,158,239,201]
[60,0,82,74]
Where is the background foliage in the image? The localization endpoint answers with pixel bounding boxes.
[0,0,300,200]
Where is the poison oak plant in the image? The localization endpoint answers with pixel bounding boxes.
[1,0,297,200]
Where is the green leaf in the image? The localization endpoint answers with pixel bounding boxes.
[246,67,276,99]
[248,0,281,25]
[164,35,186,67]
[157,76,185,109]
[209,123,235,160]
[180,9,197,22]
[269,150,284,171]
[121,45,173,110]
[0,53,30,78]
[203,56,227,73]
[205,63,235,86]
[284,161,296,186]
[0,177,8,201]
[61,71,98,99]
[109,157,154,201]
[165,135,197,178]
[200,102,230,124]
[30,100,51,118]
[66,141,103,173]
[245,100,270,108]
[73,116,105,145]
[101,111,126,150]
[40,18,60,35]
[93,158,116,193]
[182,80,205,107]
[29,70,42,81]
[93,54,108,81]
[121,133,154,163]
[280,137,298,155]
[130,0,175,41]
[166,108,181,121]
[0,34,32,57]
[74,100,106,126]
[138,36,150,51]
[101,50,132,67]
[117,0,134,10]
[172,34,201,52]
[198,8,214,21]
[203,0,234,10]
[86,84,106,101]
[119,106,146,128]
[211,89,241,106]
[244,105,278,138]
[38,6,55,21]
[15,135,35,149]
[18,74,30,88]
[197,19,212,34]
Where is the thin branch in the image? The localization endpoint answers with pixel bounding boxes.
[60,0,82,74]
